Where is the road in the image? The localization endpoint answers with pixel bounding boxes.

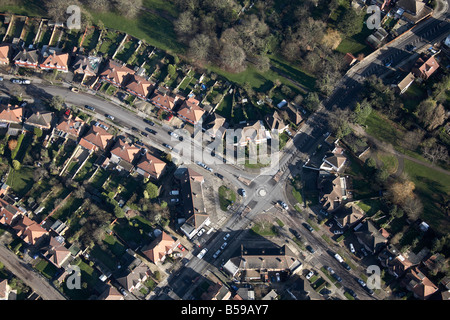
[0,244,66,300]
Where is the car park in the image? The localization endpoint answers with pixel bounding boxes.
[85,105,95,111]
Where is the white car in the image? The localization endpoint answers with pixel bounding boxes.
[197,248,208,259]
[349,243,355,253]
[223,233,230,241]
[22,79,31,85]
[197,228,205,237]
[306,271,314,280]
[105,114,115,121]
[280,201,288,210]
[220,242,228,250]
[169,190,179,196]
[12,79,23,84]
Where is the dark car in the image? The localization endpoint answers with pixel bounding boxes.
[342,262,351,271]
[162,143,173,150]
[332,273,342,282]
[306,245,315,254]
[145,128,157,134]
[141,131,149,137]
[84,105,95,111]
[143,119,155,126]
[131,126,139,132]
[291,229,301,239]
[346,288,357,299]
[214,173,224,180]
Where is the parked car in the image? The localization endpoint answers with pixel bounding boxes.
[291,229,301,239]
[214,173,224,180]
[11,79,23,84]
[197,248,207,259]
[170,198,179,203]
[145,127,157,134]
[239,188,246,197]
[333,230,343,235]
[220,242,228,250]
[169,190,179,196]
[346,288,357,298]
[303,223,314,232]
[22,79,31,84]
[360,247,369,257]
[332,273,342,282]
[306,270,314,280]
[70,87,79,92]
[349,243,355,253]
[105,114,115,120]
[141,131,149,137]
[342,262,351,271]
[85,105,95,111]
[143,119,155,126]
[223,233,230,241]
[197,228,205,237]
[169,131,179,139]
[280,201,289,210]
[213,249,221,259]
[162,143,173,150]
[306,245,315,254]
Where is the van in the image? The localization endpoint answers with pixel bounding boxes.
[334,253,344,263]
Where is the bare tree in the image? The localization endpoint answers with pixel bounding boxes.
[423,143,449,165]
[402,196,423,221]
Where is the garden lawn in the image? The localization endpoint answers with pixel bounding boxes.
[6,166,34,197]
[402,159,450,235]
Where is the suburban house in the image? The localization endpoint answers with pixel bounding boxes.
[71,54,101,83]
[109,138,140,171]
[344,52,357,67]
[333,202,365,229]
[141,230,179,264]
[124,74,155,100]
[23,111,54,131]
[202,112,228,139]
[319,174,348,213]
[12,215,47,246]
[177,96,205,125]
[39,51,69,72]
[13,49,39,69]
[264,110,288,135]
[412,55,439,80]
[135,152,167,180]
[0,104,23,124]
[0,279,14,300]
[98,285,124,300]
[282,103,303,127]
[79,123,114,153]
[178,168,209,239]
[354,220,388,254]
[235,120,268,147]
[116,262,150,293]
[0,197,21,226]
[378,244,415,278]
[320,147,347,172]
[0,43,10,65]
[201,282,231,300]
[396,0,433,24]
[401,266,439,299]
[52,114,86,141]
[397,72,416,94]
[99,59,135,88]
[223,245,302,282]
[148,87,178,113]
[42,236,71,268]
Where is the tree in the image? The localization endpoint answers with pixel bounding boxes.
[402,196,423,221]
[33,127,43,139]
[417,99,447,130]
[174,11,199,41]
[303,92,321,112]
[187,33,212,62]
[337,7,365,37]
[12,160,21,171]
[352,99,372,125]
[167,64,176,78]
[422,143,448,165]
[218,42,246,73]
[145,182,159,199]
[112,0,143,19]
[7,139,17,151]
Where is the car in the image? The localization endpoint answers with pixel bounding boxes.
[85,105,95,111]
[197,228,205,237]
[197,248,207,259]
[275,272,281,282]
[170,198,179,203]
[119,288,128,297]
[135,141,144,147]
[280,201,289,210]
[213,249,221,259]
[239,188,246,197]
[360,247,369,257]
[177,244,185,251]
[143,119,155,126]
[223,233,230,241]
[141,131,149,137]
[333,230,344,235]
[64,109,71,116]
[319,288,332,295]
[11,79,23,84]
[220,242,228,250]
[70,87,79,93]
[326,266,335,274]
[306,271,314,280]
[357,278,366,287]
[0,76,3,81]
[332,273,342,282]
[303,223,314,232]
[306,245,315,254]
[334,253,344,263]
[214,173,224,180]
[105,114,115,121]
[291,229,301,239]
[205,166,213,172]
[169,131,179,139]
[169,190,179,196]
[162,143,173,150]
[349,243,355,253]
[145,127,157,134]
[346,288,357,298]
[166,114,174,121]
[22,79,30,85]
[365,286,374,295]
[342,262,351,271]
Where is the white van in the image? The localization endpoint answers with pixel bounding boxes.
[334,253,344,263]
